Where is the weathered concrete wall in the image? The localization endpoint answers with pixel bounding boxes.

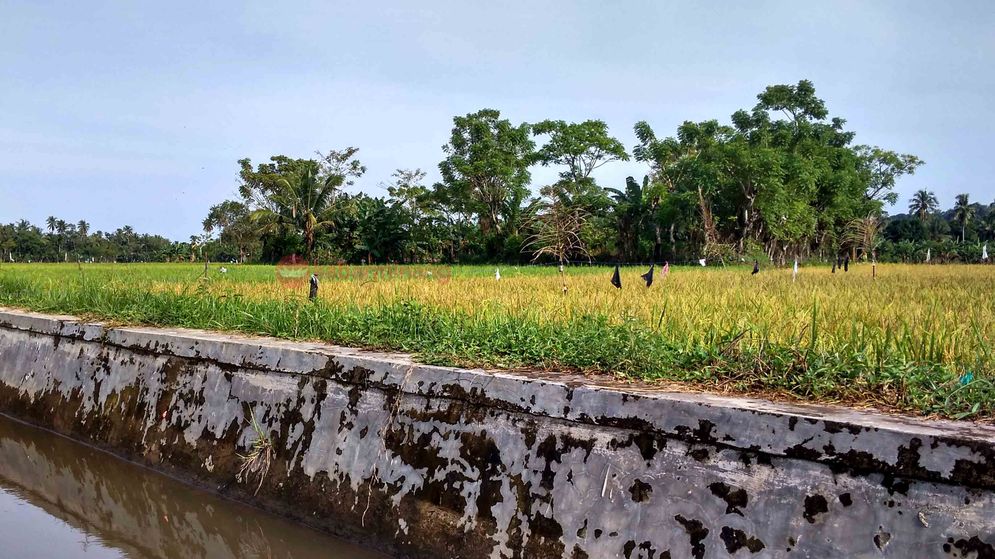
[0,415,384,559]
[0,308,993,558]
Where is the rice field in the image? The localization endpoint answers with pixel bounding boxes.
[0,262,993,420]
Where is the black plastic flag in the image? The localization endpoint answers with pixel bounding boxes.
[844,256,850,272]
[751,260,759,275]
[309,273,319,300]
[641,264,654,287]
[610,265,622,289]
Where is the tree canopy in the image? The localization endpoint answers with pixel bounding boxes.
[7,80,989,266]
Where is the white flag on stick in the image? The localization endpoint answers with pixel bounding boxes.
[984,244,989,261]
[495,268,501,280]
[926,248,931,263]
[698,258,707,267]
[792,259,799,282]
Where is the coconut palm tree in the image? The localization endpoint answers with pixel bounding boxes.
[250,161,341,260]
[845,214,883,262]
[953,193,975,243]
[75,220,90,261]
[605,176,649,261]
[908,189,938,221]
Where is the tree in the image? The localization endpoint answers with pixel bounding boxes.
[237,149,365,260]
[753,79,828,126]
[909,189,939,221]
[845,214,883,262]
[437,109,535,239]
[353,196,409,263]
[884,218,927,243]
[953,193,975,243]
[634,120,729,256]
[533,119,628,183]
[246,160,333,259]
[386,169,431,220]
[316,147,367,188]
[749,81,867,259]
[633,80,920,264]
[855,146,924,206]
[203,200,260,263]
[981,209,995,242]
[606,176,651,261]
[73,220,90,260]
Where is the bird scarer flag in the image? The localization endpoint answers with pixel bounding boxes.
[610,265,622,289]
[641,264,654,287]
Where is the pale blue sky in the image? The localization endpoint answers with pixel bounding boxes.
[2,1,993,239]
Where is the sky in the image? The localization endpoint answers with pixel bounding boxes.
[2,1,993,240]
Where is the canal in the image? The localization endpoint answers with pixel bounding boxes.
[0,413,387,559]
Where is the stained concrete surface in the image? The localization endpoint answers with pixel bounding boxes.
[0,308,992,558]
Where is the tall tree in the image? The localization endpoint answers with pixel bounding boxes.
[316,147,367,188]
[203,200,260,263]
[953,193,975,243]
[606,176,651,261]
[531,119,624,253]
[533,119,628,183]
[855,146,924,206]
[634,119,731,257]
[634,80,919,263]
[908,189,939,221]
[353,196,410,263]
[386,169,431,220]
[237,149,365,260]
[437,109,535,239]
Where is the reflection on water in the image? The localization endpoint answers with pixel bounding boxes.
[0,414,388,559]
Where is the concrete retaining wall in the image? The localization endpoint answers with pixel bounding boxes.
[0,414,384,559]
[0,308,993,558]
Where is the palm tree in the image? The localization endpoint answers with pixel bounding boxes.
[953,193,975,243]
[250,161,341,260]
[606,176,649,261]
[845,214,883,262]
[45,216,57,234]
[73,220,90,261]
[981,212,995,242]
[908,189,938,221]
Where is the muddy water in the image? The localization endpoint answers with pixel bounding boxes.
[0,414,388,559]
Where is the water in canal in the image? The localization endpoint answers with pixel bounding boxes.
[0,413,387,558]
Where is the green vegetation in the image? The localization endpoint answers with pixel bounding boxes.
[3,80,992,267]
[1,262,992,420]
[1,79,992,420]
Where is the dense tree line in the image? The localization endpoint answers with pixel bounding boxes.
[0,218,197,263]
[3,81,992,265]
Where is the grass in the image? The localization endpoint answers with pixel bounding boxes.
[0,261,992,420]
[237,408,273,496]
